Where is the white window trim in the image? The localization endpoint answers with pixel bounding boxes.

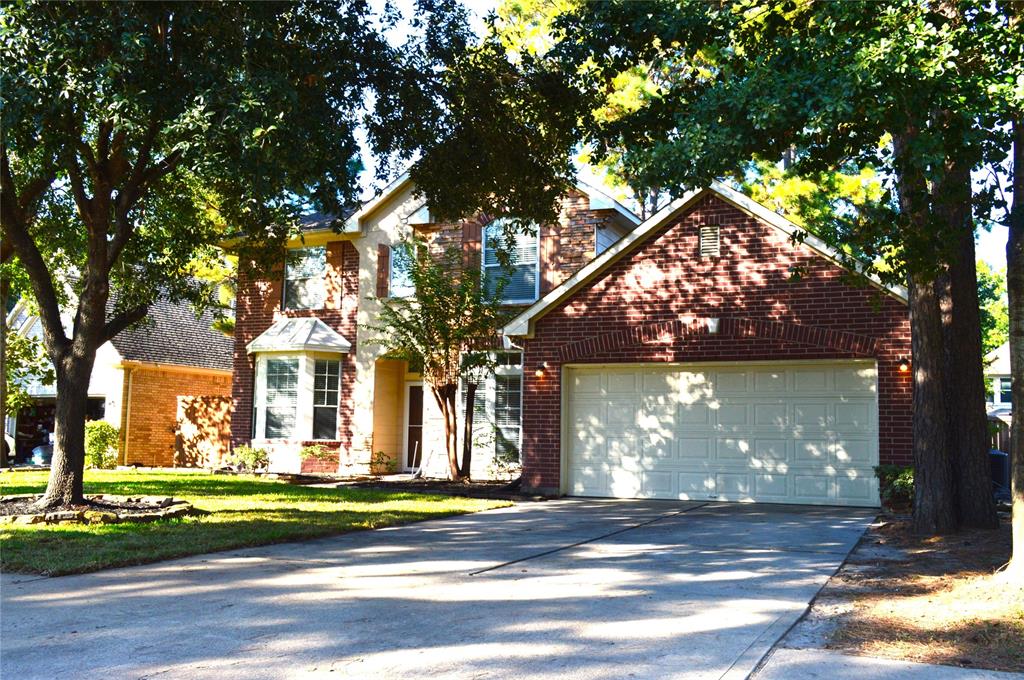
[389,245,415,298]
[282,246,327,311]
[992,376,1012,406]
[458,351,523,468]
[482,222,540,305]
[252,352,341,441]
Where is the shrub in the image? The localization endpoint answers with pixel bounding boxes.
[874,464,914,507]
[228,444,269,472]
[299,444,337,462]
[370,450,397,475]
[84,420,119,469]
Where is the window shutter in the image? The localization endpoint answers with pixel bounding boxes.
[699,225,720,258]
[462,220,482,270]
[376,244,390,297]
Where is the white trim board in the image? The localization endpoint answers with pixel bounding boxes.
[503,183,908,338]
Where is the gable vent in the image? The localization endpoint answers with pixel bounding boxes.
[699,225,721,258]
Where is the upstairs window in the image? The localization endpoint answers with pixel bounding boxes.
[483,221,539,304]
[389,246,416,298]
[283,246,326,310]
[699,225,721,258]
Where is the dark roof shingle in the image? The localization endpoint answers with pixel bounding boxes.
[109,299,233,372]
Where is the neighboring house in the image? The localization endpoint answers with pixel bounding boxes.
[985,341,1011,413]
[231,174,639,477]
[232,178,913,507]
[7,298,234,467]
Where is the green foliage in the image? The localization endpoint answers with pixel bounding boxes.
[541,0,1023,282]
[227,445,269,472]
[84,421,119,469]
[370,451,398,475]
[4,331,54,413]
[978,261,1009,355]
[874,465,915,508]
[366,237,507,390]
[299,444,336,462]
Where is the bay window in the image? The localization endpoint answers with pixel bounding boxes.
[253,354,342,440]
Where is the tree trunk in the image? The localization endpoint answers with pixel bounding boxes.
[35,356,95,507]
[937,167,998,529]
[909,273,958,534]
[0,276,7,468]
[1006,118,1024,579]
[459,381,477,479]
[430,383,463,481]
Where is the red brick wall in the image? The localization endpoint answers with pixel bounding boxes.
[519,194,912,492]
[123,367,232,467]
[230,240,360,459]
[176,395,233,467]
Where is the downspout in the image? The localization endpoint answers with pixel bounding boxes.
[120,366,134,466]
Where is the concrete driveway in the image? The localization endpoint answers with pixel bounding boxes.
[1,499,873,679]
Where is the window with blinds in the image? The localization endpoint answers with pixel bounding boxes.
[264,357,298,438]
[482,221,539,304]
[699,225,721,258]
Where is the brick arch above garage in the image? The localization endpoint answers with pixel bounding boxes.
[515,191,912,495]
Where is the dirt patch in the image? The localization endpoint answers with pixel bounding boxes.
[341,477,550,501]
[0,494,196,524]
[789,512,1023,673]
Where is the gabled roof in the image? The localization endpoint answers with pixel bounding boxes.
[985,341,1010,375]
[503,182,909,338]
[109,298,234,372]
[246,317,352,354]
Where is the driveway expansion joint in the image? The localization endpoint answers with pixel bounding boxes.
[468,502,710,576]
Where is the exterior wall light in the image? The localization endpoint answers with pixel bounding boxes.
[535,362,548,378]
[898,358,910,373]
[706,318,721,334]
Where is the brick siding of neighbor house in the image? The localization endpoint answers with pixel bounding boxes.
[517,194,913,493]
[122,367,232,467]
[176,395,233,467]
[230,240,360,455]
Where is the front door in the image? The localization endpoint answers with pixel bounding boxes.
[405,384,424,469]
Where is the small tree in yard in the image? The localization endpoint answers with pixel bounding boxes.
[367,238,507,481]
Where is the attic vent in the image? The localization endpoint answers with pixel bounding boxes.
[699,225,721,258]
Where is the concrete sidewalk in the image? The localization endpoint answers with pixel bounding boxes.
[1,499,873,679]
[754,648,1024,679]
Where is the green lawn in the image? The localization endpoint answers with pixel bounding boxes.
[0,470,508,576]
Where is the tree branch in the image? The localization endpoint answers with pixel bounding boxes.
[0,143,70,356]
[102,304,149,343]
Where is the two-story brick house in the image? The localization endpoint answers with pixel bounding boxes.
[232,177,913,506]
[230,174,640,477]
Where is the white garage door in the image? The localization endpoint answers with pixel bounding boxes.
[565,361,879,506]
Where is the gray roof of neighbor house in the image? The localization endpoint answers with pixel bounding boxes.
[299,209,356,233]
[109,298,233,372]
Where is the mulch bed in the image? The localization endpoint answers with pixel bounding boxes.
[790,509,1023,673]
[341,477,551,501]
[0,494,196,525]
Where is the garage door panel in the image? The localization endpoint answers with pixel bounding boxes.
[679,403,711,424]
[754,403,788,428]
[566,362,879,507]
[753,370,787,393]
[714,371,748,393]
[677,437,711,460]
[716,404,749,426]
[754,473,789,498]
[834,439,873,464]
